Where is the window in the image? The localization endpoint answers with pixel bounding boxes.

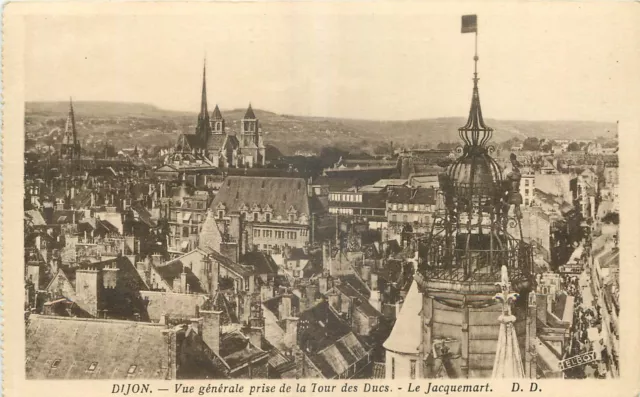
[392,204,398,211]
[391,214,397,222]
[218,211,224,219]
[525,179,530,187]
[266,213,271,222]
[183,227,189,237]
[127,365,137,375]
[88,362,98,372]
[403,215,408,222]
[51,359,61,369]
[254,213,259,222]
[410,360,417,379]
[254,229,261,238]
[525,189,530,195]
[289,214,295,223]
[391,357,395,379]
[191,226,198,234]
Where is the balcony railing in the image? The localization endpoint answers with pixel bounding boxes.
[419,237,533,285]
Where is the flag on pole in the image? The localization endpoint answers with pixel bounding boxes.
[461,14,477,33]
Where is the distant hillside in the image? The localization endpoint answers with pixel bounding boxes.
[25,101,617,155]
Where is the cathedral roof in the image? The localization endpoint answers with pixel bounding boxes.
[243,104,256,120]
[383,280,422,355]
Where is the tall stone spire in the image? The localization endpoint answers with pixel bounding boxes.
[64,97,78,145]
[195,59,212,142]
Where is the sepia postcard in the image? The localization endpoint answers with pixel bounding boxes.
[3,1,640,396]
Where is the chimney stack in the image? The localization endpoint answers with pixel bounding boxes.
[201,310,222,354]
[284,317,299,349]
[180,270,187,294]
[248,327,263,350]
[279,294,292,319]
[190,317,203,335]
[75,267,101,317]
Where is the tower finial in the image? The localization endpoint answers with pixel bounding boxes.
[459,15,492,147]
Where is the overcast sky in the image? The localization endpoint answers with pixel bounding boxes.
[24,2,640,122]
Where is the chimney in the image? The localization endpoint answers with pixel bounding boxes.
[322,242,331,274]
[190,317,203,335]
[371,272,379,291]
[75,267,101,317]
[284,317,299,349]
[328,292,341,311]
[201,310,222,354]
[260,285,273,301]
[361,265,371,285]
[306,284,318,307]
[180,270,187,294]
[248,327,263,350]
[279,294,292,319]
[318,276,328,294]
[27,264,41,291]
[229,212,242,239]
[102,264,118,289]
[369,290,382,312]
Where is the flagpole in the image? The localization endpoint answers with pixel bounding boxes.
[474,30,478,81]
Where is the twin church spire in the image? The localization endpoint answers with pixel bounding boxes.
[195,60,252,141]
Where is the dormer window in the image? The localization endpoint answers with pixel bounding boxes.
[51,359,61,369]
[265,213,271,222]
[218,211,224,219]
[254,213,259,222]
[127,365,137,375]
[87,362,98,372]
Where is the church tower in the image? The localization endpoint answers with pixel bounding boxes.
[195,60,212,144]
[239,104,265,167]
[211,104,225,134]
[60,97,81,159]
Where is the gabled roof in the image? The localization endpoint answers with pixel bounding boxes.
[26,315,176,379]
[211,176,310,218]
[240,251,279,275]
[25,210,47,226]
[140,291,208,323]
[206,134,229,152]
[198,210,223,252]
[220,330,268,369]
[154,261,206,294]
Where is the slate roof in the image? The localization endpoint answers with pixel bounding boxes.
[140,291,209,323]
[219,330,268,369]
[307,332,371,379]
[206,134,229,152]
[25,210,47,227]
[372,362,386,379]
[211,176,310,218]
[154,261,206,294]
[241,251,279,275]
[387,186,437,205]
[26,316,175,379]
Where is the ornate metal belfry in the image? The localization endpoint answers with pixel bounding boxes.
[416,25,532,290]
